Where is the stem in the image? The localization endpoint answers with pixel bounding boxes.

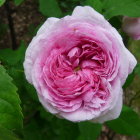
[4,1,17,50]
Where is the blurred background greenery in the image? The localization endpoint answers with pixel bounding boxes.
[0,0,140,140]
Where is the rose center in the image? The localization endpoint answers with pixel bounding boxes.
[74,66,81,71]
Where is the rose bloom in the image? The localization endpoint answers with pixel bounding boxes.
[24,6,137,123]
[122,16,140,40]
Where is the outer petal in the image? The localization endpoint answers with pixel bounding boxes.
[39,95,59,114]
[91,88,123,123]
[125,48,137,74]
[60,108,97,122]
[23,17,59,83]
[118,47,137,85]
[72,6,107,26]
[37,17,59,35]
[90,78,123,123]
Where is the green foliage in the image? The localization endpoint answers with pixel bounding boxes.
[102,0,140,19]
[0,125,20,140]
[0,41,26,65]
[59,0,84,15]
[14,0,24,6]
[108,16,122,30]
[0,42,39,101]
[78,122,102,140]
[23,119,49,140]
[39,0,62,17]
[123,70,135,89]
[56,120,79,140]
[85,0,102,13]
[106,105,140,135]
[0,65,23,138]
[39,107,80,140]
[0,0,5,6]
[28,23,43,37]
[135,63,140,77]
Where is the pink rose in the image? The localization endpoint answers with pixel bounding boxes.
[122,16,140,40]
[24,6,137,123]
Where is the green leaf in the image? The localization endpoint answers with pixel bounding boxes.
[39,0,62,17]
[39,107,54,122]
[57,120,79,140]
[0,65,23,132]
[28,23,42,37]
[103,0,140,19]
[108,16,122,30]
[39,107,79,140]
[24,81,38,101]
[78,122,102,140]
[14,0,24,6]
[123,70,135,89]
[106,105,140,135]
[6,63,38,102]
[0,41,26,65]
[0,125,20,140]
[135,63,140,77]
[23,120,48,140]
[0,0,5,6]
[85,0,102,13]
